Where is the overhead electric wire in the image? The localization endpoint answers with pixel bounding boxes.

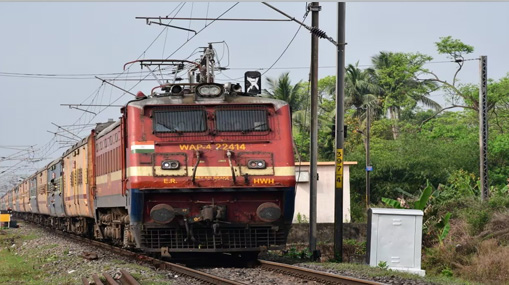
[77,2,189,118]
[187,2,195,40]
[77,1,240,125]
[52,2,188,136]
[12,2,477,183]
[260,10,308,77]
[0,145,34,150]
[53,3,215,142]
[216,8,309,82]
[71,2,240,137]
[5,84,103,176]
[165,2,239,60]
[139,2,187,62]
[215,57,480,74]
[0,57,479,81]
[0,69,160,80]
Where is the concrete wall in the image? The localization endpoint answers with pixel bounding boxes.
[287,223,367,243]
[294,161,357,223]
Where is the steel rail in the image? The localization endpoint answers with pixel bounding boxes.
[119,270,141,285]
[92,274,103,285]
[102,272,118,284]
[53,230,246,285]
[259,260,383,285]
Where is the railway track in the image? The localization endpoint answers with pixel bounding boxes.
[49,226,379,285]
[82,269,140,285]
[53,230,246,285]
[258,260,383,285]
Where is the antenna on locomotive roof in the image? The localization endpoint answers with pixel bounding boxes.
[199,43,215,84]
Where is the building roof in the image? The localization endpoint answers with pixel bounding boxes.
[295,161,358,166]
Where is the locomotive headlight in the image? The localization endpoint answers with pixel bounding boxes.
[161,160,180,170]
[247,159,266,169]
[171,84,183,95]
[196,83,223,97]
[256,202,281,222]
[150,204,176,224]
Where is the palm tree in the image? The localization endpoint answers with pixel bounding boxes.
[369,52,440,138]
[262,72,305,113]
[345,63,382,120]
[292,109,310,133]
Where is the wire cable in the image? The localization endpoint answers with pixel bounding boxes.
[165,2,239,60]
[261,10,309,77]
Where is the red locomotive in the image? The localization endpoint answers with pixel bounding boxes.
[0,44,296,260]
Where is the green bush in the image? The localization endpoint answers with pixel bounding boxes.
[441,267,454,277]
[296,213,309,224]
[377,261,388,270]
[343,239,366,256]
[283,247,312,259]
[488,186,509,210]
[350,192,367,222]
[465,207,490,235]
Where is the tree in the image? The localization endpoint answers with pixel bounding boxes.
[301,68,382,160]
[345,63,381,120]
[262,72,305,113]
[436,36,474,61]
[420,34,508,126]
[347,111,479,201]
[369,52,440,139]
[419,37,487,123]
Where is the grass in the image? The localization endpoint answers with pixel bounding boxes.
[0,250,42,284]
[422,198,509,284]
[21,233,39,241]
[314,262,474,285]
[0,230,43,284]
[39,244,58,250]
[0,224,173,285]
[112,259,125,264]
[458,239,509,284]
[114,262,173,284]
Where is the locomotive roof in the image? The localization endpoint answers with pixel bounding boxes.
[126,93,289,111]
[96,120,121,139]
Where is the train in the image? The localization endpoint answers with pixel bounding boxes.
[0,44,296,260]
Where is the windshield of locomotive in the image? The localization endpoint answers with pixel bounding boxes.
[215,109,268,132]
[153,109,207,133]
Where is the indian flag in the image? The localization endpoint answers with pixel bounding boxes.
[131,141,155,154]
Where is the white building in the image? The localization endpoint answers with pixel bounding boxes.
[294,161,357,223]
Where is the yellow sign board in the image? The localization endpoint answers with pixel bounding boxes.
[0,214,10,222]
[335,148,344,188]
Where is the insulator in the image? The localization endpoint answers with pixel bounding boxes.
[310,27,327,39]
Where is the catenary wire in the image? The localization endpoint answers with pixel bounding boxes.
[0,58,480,80]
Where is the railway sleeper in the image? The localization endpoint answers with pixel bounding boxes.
[81,270,140,285]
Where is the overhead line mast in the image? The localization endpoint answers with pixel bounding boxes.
[334,2,346,262]
[309,2,320,260]
[479,56,489,200]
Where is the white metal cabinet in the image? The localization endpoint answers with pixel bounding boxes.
[367,208,425,276]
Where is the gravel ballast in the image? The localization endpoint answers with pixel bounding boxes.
[2,222,196,284]
[2,222,453,285]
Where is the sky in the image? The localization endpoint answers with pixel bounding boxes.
[1,2,508,189]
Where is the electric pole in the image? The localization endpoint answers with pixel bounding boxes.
[366,105,371,208]
[262,1,345,261]
[334,2,346,262]
[309,1,320,260]
[479,55,489,200]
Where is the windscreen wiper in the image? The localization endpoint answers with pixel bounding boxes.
[241,122,268,134]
